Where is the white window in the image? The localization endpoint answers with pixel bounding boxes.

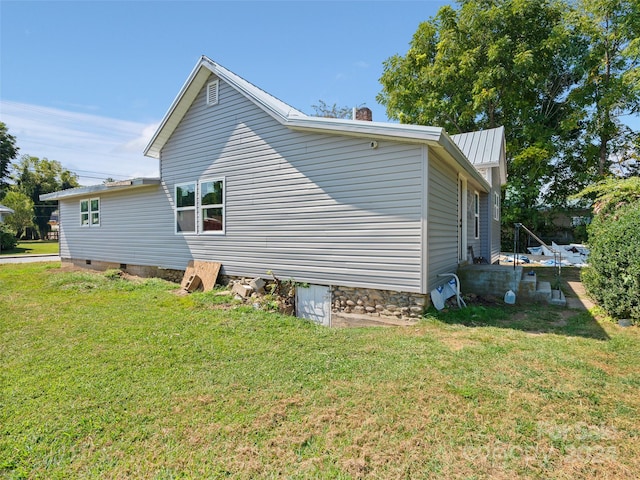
[200,178,225,234]
[206,80,219,106]
[175,183,196,233]
[493,192,500,221]
[80,198,100,227]
[175,179,226,234]
[474,192,480,239]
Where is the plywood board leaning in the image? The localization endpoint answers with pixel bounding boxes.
[180,260,221,292]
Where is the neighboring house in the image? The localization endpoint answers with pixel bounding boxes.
[41,56,506,324]
[0,204,15,224]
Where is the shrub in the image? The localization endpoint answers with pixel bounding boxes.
[582,200,640,323]
[0,224,18,251]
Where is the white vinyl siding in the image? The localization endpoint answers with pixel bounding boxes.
[160,77,425,292]
[427,153,459,290]
[58,185,181,265]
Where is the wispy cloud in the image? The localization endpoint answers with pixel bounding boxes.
[354,60,369,68]
[0,100,159,185]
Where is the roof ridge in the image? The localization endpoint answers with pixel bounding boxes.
[201,56,306,120]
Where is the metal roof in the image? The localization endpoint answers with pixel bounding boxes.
[39,178,161,201]
[143,56,494,191]
[451,126,507,184]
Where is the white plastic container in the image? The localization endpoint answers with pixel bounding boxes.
[504,290,516,305]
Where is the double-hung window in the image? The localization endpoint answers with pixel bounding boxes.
[200,179,225,234]
[175,183,196,233]
[80,198,100,227]
[175,179,225,234]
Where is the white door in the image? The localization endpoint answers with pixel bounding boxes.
[296,284,331,326]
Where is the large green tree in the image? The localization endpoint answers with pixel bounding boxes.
[378,0,581,235]
[0,122,20,199]
[11,155,79,239]
[562,0,640,179]
[377,0,638,242]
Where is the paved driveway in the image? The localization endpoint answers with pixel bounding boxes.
[0,254,60,264]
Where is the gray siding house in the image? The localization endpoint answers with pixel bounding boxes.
[42,56,506,324]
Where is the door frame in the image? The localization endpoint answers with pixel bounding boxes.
[458,175,468,263]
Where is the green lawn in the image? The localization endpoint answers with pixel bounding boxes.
[1,263,638,479]
[0,240,59,256]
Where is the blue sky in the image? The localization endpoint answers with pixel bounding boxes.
[2,1,637,186]
[1,0,449,184]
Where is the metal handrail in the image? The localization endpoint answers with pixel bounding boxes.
[514,223,562,289]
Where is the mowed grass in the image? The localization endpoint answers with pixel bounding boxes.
[1,263,639,479]
[0,240,59,256]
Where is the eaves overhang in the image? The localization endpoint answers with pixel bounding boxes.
[39,178,161,201]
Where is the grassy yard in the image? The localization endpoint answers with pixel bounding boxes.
[0,240,59,256]
[1,263,638,479]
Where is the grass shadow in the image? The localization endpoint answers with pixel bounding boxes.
[0,246,30,255]
[428,302,610,341]
[430,266,610,340]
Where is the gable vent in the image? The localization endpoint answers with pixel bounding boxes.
[206,80,219,106]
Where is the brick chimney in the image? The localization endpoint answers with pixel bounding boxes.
[355,107,372,121]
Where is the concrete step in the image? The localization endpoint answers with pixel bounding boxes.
[534,281,567,307]
[535,280,552,302]
[548,288,567,307]
[519,270,537,300]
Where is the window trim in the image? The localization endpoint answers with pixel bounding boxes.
[474,191,480,239]
[199,177,225,235]
[493,192,500,221]
[80,197,100,227]
[175,182,197,234]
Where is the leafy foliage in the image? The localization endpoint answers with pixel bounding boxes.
[573,175,640,214]
[0,223,17,250]
[310,100,354,119]
[11,155,79,239]
[0,122,19,198]
[582,199,640,322]
[378,0,639,236]
[0,190,35,238]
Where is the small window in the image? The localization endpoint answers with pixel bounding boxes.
[206,80,219,106]
[474,192,480,239]
[493,192,500,221]
[200,178,225,234]
[175,183,196,233]
[80,200,89,226]
[80,198,99,227]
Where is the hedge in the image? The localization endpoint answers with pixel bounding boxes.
[582,200,640,323]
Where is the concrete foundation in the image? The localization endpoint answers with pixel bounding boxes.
[457,264,522,297]
[457,264,566,306]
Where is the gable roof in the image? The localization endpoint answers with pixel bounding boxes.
[144,56,306,159]
[452,126,507,185]
[144,56,501,191]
